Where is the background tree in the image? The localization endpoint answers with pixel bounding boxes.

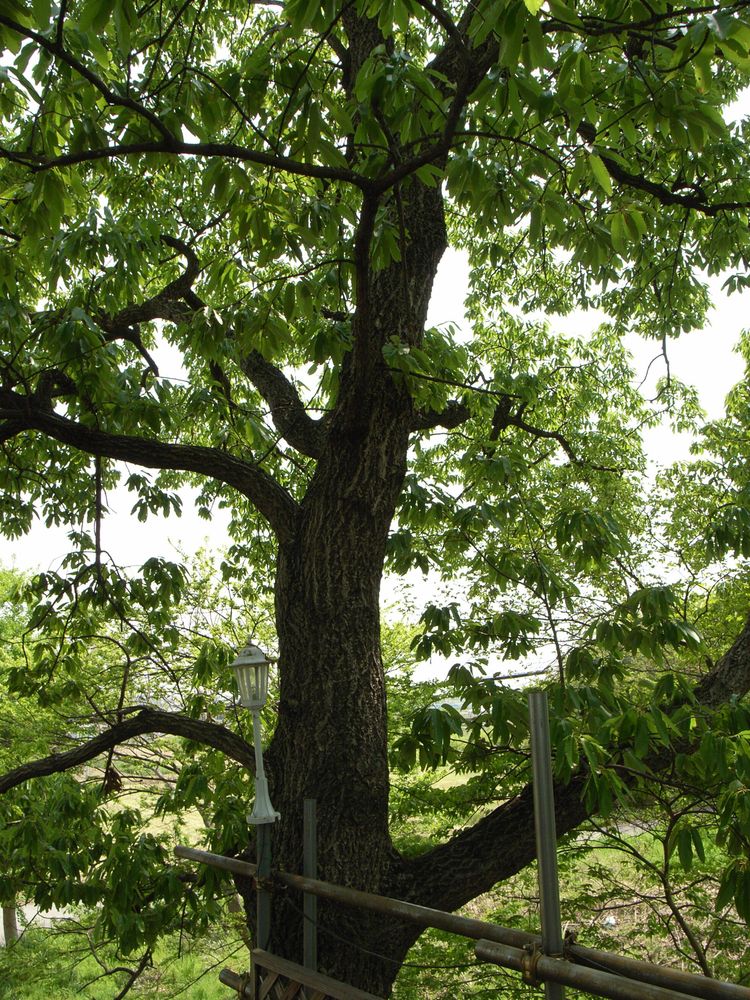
[2,0,750,993]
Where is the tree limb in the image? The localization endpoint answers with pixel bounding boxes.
[405,772,588,912]
[0,707,255,795]
[0,388,299,543]
[410,400,471,431]
[0,15,174,143]
[409,395,621,473]
[241,351,326,459]
[695,609,750,708]
[0,15,365,188]
[594,144,750,218]
[95,236,326,458]
[406,607,750,912]
[424,3,750,220]
[95,234,202,375]
[4,137,364,187]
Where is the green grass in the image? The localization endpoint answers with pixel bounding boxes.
[0,918,248,999]
[4,789,750,999]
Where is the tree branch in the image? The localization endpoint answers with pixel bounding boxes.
[695,609,750,708]
[79,234,323,459]
[497,403,622,473]
[0,707,255,795]
[95,234,202,375]
[410,399,471,431]
[95,234,324,458]
[406,607,750,912]
[241,351,326,459]
[3,137,364,186]
[0,15,174,143]
[424,3,750,219]
[406,773,589,912]
[0,15,365,188]
[0,388,299,542]
[594,145,750,218]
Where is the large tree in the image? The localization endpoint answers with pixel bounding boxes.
[2,0,750,993]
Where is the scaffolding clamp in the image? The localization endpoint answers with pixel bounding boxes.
[521,944,545,987]
[252,875,279,894]
[237,970,253,998]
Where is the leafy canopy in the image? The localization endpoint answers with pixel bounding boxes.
[2,0,750,980]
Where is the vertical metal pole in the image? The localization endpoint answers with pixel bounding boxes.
[303,798,318,996]
[256,823,272,952]
[529,690,565,1000]
[250,705,274,956]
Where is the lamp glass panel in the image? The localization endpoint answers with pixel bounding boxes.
[233,661,269,709]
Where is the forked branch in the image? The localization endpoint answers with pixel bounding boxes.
[241,351,326,459]
[97,238,326,458]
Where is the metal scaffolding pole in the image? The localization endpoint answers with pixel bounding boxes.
[175,845,750,1000]
[529,689,565,1000]
[303,797,318,1000]
[476,939,699,1000]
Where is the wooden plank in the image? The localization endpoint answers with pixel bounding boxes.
[259,971,281,1000]
[252,951,384,1000]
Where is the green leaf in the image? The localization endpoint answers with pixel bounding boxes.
[677,827,694,871]
[691,827,705,864]
[31,0,52,26]
[634,714,650,758]
[79,0,116,32]
[736,869,750,922]
[589,153,612,196]
[716,867,737,912]
[610,212,628,255]
[499,6,528,68]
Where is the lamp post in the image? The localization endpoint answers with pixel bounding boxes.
[231,640,278,952]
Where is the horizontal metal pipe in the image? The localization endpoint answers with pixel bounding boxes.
[476,940,700,1000]
[174,845,531,948]
[567,945,746,1000]
[176,846,750,1000]
[218,967,250,996]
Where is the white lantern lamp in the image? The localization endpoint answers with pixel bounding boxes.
[232,641,272,710]
[231,640,280,825]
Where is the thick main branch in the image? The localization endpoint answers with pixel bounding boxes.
[241,351,326,459]
[0,389,298,542]
[407,608,750,913]
[0,707,254,795]
[94,238,325,459]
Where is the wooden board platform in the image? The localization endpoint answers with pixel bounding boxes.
[220,951,384,1000]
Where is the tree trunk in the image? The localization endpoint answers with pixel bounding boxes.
[234,171,449,995]
[2,901,19,946]
[255,369,415,994]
